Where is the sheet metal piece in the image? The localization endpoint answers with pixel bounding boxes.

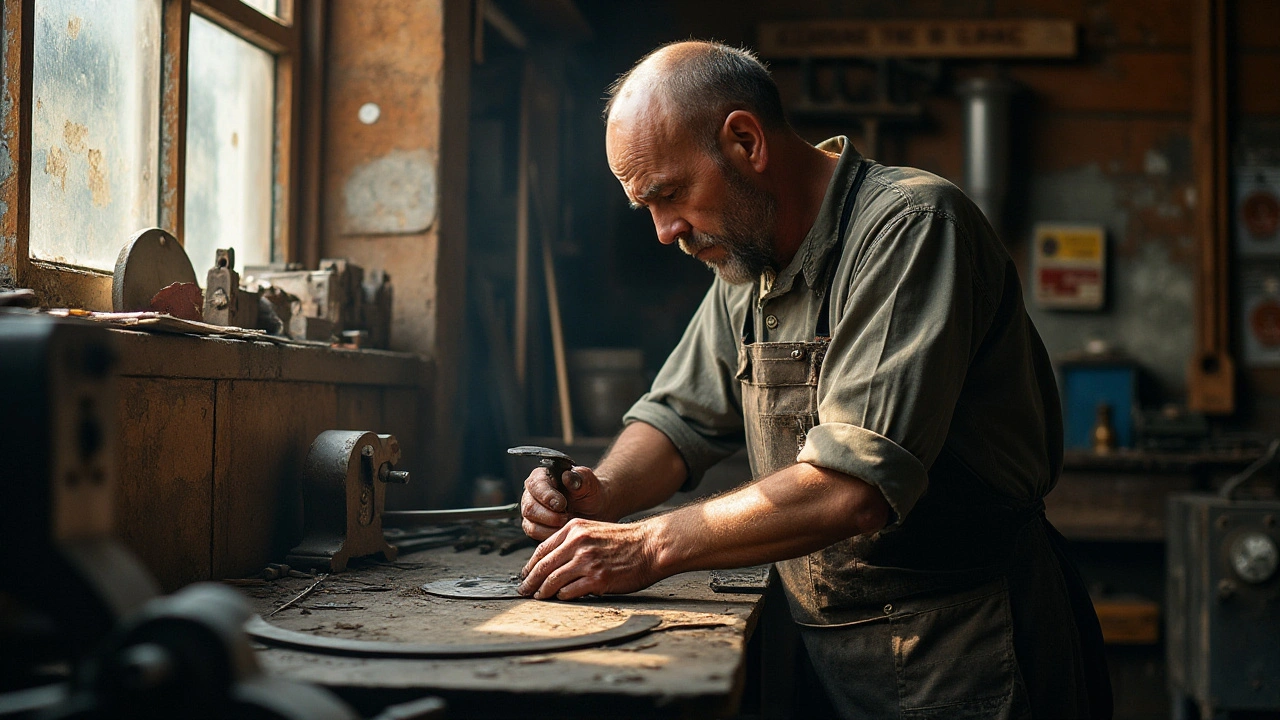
[421,576,524,599]
[245,614,662,659]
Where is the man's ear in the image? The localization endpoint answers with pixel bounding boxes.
[719,110,768,174]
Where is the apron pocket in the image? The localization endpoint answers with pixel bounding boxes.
[757,413,817,471]
[890,578,1029,719]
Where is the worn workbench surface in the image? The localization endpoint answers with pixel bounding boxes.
[237,545,768,718]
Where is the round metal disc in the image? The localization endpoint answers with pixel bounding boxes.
[112,227,198,312]
[422,576,524,600]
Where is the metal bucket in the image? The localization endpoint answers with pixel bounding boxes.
[568,348,648,438]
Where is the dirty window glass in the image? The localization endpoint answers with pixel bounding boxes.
[184,13,276,277]
[30,0,162,271]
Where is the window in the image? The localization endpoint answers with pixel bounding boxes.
[30,0,162,271]
[1,0,309,300]
[184,13,276,270]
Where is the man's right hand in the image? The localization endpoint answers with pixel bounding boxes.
[520,465,610,541]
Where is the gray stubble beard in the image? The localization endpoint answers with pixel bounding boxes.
[678,159,778,285]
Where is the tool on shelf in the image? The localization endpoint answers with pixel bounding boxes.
[287,431,410,573]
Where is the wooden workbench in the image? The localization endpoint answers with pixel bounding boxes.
[237,545,772,719]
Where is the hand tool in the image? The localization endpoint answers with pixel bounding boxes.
[287,431,410,573]
[507,445,577,487]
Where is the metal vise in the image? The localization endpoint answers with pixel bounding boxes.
[287,431,410,572]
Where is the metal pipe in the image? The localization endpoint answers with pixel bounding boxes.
[957,77,1014,236]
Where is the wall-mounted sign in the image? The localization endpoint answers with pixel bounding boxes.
[1032,223,1106,311]
[1240,264,1280,367]
[1236,166,1280,257]
[757,19,1076,58]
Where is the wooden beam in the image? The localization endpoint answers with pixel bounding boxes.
[484,1,527,50]
[0,0,33,289]
[296,0,326,270]
[271,14,303,263]
[514,59,532,388]
[517,0,592,44]
[159,0,191,245]
[1187,0,1236,414]
[193,0,295,53]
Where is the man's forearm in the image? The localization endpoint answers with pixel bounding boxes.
[593,422,689,521]
[641,461,890,576]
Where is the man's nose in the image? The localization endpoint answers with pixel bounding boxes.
[652,211,691,246]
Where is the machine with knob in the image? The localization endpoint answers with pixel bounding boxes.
[1167,441,1280,718]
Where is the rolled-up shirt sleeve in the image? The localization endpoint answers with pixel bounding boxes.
[623,280,747,489]
[799,207,994,527]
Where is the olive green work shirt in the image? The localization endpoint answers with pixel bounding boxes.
[622,137,1064,526]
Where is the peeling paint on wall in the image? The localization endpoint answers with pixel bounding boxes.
[341,148,438,235]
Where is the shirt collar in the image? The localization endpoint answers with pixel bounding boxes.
[760,136,864,302]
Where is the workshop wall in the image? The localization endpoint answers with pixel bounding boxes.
[319,0,472,507]
[559,0,1280,429]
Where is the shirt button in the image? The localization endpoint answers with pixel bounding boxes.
[765,314,779,329]
[790,349,804,360]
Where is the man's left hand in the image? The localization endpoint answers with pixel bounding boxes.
[518,518,662,600]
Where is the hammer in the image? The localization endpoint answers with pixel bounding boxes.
[506,445,578,493]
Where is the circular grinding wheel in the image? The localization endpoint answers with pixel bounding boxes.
[112,227,198,312]
[422,576,524,600]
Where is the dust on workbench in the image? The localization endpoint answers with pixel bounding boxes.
[228,545,762,696]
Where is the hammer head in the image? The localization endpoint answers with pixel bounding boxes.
[507,445,576,478]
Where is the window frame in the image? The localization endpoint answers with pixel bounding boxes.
[0,0,319,307]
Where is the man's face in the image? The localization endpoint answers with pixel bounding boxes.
[607,114,777,285]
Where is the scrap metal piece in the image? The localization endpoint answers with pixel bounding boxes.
[148,281,203,321]
[245,614,662,659]
[112,227,197,312]
[422,576,524,600]
[286,431,410,573]
[709,566,771,594]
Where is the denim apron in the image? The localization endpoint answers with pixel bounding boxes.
[736,162,1110,718]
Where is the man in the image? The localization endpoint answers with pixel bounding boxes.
[518,41,1110,719]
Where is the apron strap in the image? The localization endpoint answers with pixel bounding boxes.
[741,159,869,345]
[815,159,869,339]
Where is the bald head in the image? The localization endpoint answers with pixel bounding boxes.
[604,41,789,155]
